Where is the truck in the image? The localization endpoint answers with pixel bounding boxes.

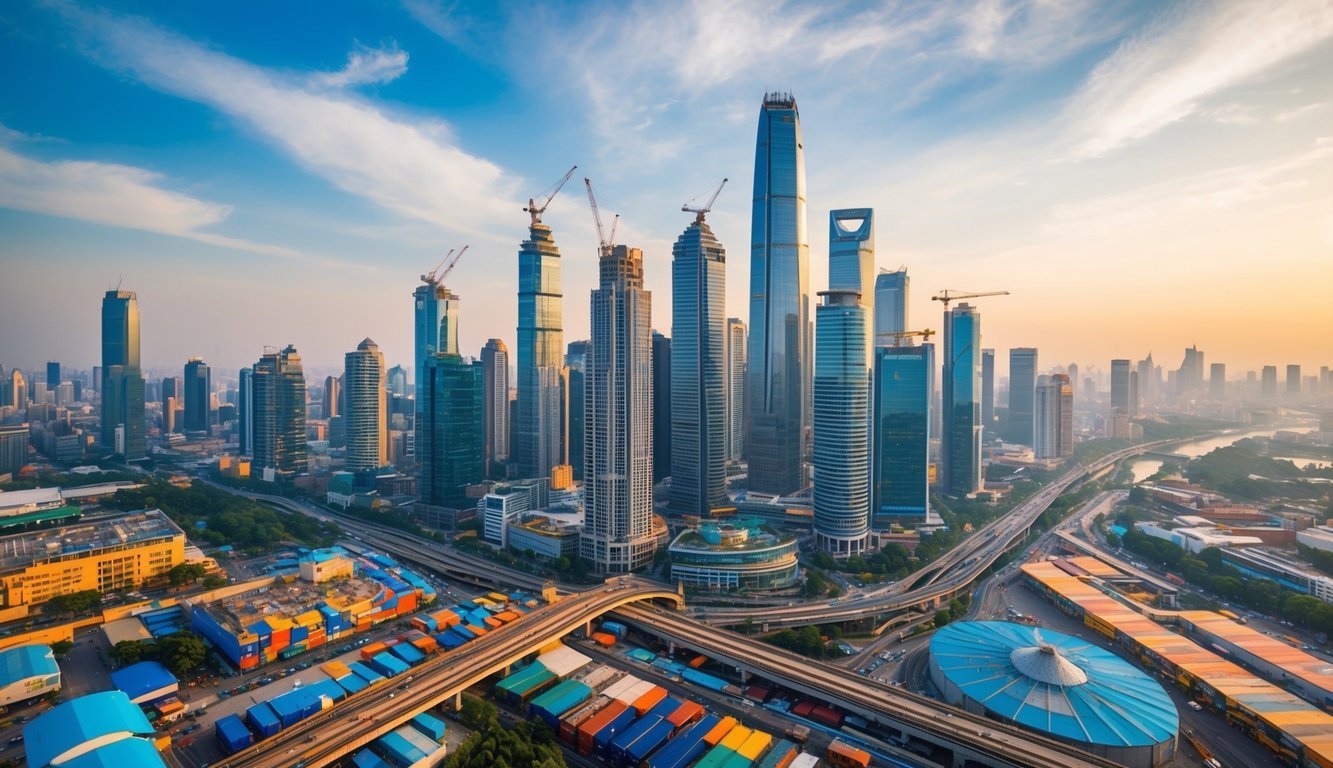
[783,724,810,744]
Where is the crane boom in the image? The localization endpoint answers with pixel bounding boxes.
[879,329,936,347]
[932,289,1010,308]
[682,177,729,222]
[524,165,578,226]
[438,244,469,284]
[421,248,455,285]
[584,177,611,256]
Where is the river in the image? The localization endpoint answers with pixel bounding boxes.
[1127,425,1321,483]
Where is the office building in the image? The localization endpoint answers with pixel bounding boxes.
[813,290,869,557]
[481,339,510,477]
[565,340,589,481]
[344,338,387,472]
[873,267,909,346]
[941,303,983,496]
[725,318,746,463]
[668,519,799,591]
[183,357,210,433]
[582,244,656,573]
[670,214,727,516]
[5,371,25,412]
[746,92,810,497]
[1262,365,1278,400]
[237,367,253,455]
[45,362,60,392]
[1178,345,1204,393]
[252,345,307,481]
[652,332,672,484]
[1288,365,1303,398]
[414,276,459,395]
[1007,348,1038,446]
[322,375,340,420]
[1210,363,1226,400]
[0,426,27,474]
[981,349,996,439]
[418,354,483,509]
[829,208,875,364]
[1111,359,1133,416]
[516,213,567,480]
[1034,373,1074,459]
[1068,363,1079,399]
[872,343,933,528]
[101,290,145,460]
[386,364,408,397]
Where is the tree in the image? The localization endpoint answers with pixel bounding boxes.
[934,609,952,628]
[458,694,499,730]
[156,632,207,677]
[202,575,228,590]
[111,640,155,666]
[50,640,74,657]
[45,589,102,616]
[168,563,208,586]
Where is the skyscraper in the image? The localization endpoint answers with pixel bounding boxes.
[582,244,656,573]
[516,214,567,479]
[101,290,145,460]
[829,209,875,365]
[238,367,253,455]
[252,345,307,480]
[5,370,25,411]
[322,375,340,419]
[46,362,60,391]
[652,332,672,484]
[941,304,983,496]
[183,357,211,433]
[344,338,387,472]
[872,342,933,528]
[419,353,483,509]
[565,340,590,481]
[1111,358,1134,417]
[387,365,409,397]
[1210,363,1226,399]
[1287,365,1303,398]
[746,92,809,497]
[481,339,510,477]
[873,268,909,346]
[813,290,869,556]
[414,280,460,392]
[981,349,995,440]
[1178,346,1204,393]
[1261,365,1278,399]
[1034,373,1074,460]
[725,318,747,463]
[1006,348,1038,446]
[670,214,727,517]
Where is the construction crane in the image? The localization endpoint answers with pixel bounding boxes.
[524,165,578,226]
[681,178,728,222]
[421,245,470,286]
[420,248,456,285]
[932,289,1010,309]
[584,177,616,257]
[437,245,469,284]
[880,329,936,347]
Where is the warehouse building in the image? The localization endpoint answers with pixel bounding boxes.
[0,644,60,707]
[23,690,166,768]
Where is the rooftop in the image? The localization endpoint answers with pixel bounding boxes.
[109,661,177,701]
[24,691,155,768]
[0,644,58,685]
[0,510,183,573]
[670,518,794,553]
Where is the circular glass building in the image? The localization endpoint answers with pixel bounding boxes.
[929,621,1178,768]
[668,519,799,591]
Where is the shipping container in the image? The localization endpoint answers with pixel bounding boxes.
[790,701,814,718]
[498,663,557,704]
[592,632,618,647]
[360,641,387,661]
[744,685,771,703]
[703,716,737,745]
[348,661,386,686]
[809,704,845,729]
[594,705,640,760]
[412,711,446,741]
[827,739,872,768]
[352,748,392,768]
[610,715,664,766]
[578,700,630,754]
[580,664,621,692]
[561,696,612,745]
[631,685,668,715]
[624,718,676,767]
[788,755,819,768]
[377,728,428,768]
[322,660,352,678]
[215,714,254,755]
[682,668,731,691]
[337,673,369,695]
[245,701,281,738]
[688,654,708,669]
[647,713,721,768]
[531,679,595,730]
[756,739,798,768]
[601,620,628,639]
[389,642,426,666]
[720,726,752,752]
[736,729,772,760]
[694,744,738,768]
[667,700,705,730]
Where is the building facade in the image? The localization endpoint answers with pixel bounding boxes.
[481,339,510,477]
[237,367,253,455]
[670,217,727,516]
[344,338,388,472]
[872,343,934,527]
[725,318,746,464]
[813,290,869,557]
[101,290,145,460]
[873,267,908,346]
[516,220,567,480]
[183,357,211,433]
[565,340,589,481]
[582,245,656,573]
[1007,348,1037,446]
[828,209,875,366]
[981,348,995,440]
[746,92,810,497]
[252,345,307,481]
[942,304,983,496]
[418,354,483,509]
[1034,373,1074,460]
[668,520,798,591]
[1111,358,1133,417]
[652,332,672,484]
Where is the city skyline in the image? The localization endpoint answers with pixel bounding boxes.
[3,2,1331,378]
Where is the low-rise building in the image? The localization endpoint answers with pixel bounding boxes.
[0,644,60,707]
[481,479,548,547]
[507,515,581,560]
[668,518,799,591]
[1220,547,1333,604]
[1297,525,1333,555]
[23,690,166,768]
[1134,522,1263,553]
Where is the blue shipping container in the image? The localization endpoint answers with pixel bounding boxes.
[215,714,254,754]
[412,712,446,741]
[348,661,386,686]
[647,713,720,768]
[368,651,410,678]
[610,716,663,766]
[626,718,676,767]
[245,701,281,738]
[593,705,639,760]
[681,668,730,691]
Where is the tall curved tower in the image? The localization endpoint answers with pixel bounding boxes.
[516,222,567,479]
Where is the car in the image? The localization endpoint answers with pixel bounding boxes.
[1188,701,1203,711]
[8,737,22,745]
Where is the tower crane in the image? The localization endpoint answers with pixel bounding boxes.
[524,165,578,226]
[881,329,936,347]
[584,177,616,257]
[420,248,455,285]
[437,245,469,284]
[681,178,728,222]
[931,289,1010,309]
[420,245,470,286]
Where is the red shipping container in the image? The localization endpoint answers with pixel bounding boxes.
[667,700,704,730]
[578,700,628,754]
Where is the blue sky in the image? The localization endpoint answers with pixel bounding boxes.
[1,0,1331,382]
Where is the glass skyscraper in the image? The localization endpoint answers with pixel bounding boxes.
[238,367,253,455]
[872,343,934,527]
[652,332,672,484]
[414,279,459,453]
[670,217,727,517]
[481,338,510,477]
[565,340,589,481]
[183,357,211,433]
[100,289,145,460]
[1034,373,1074,460]
[725,318,747,463]
[746,92,809,497]
[1110,358,1132,415]
[1006,347,1038,446]
[582,245,656,573]
[813,290,869,557]
[516,220,567,479]
[873,267,909,347]
[252,345,307,480]
[829,208,874,365]
[419,353,483,508]
[345,338,387,472]
[942,304,982,496]
[981,348,995,440]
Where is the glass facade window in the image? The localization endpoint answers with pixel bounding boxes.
[828,208,875,365]
[1007,348,1038,446]
[101,290,145,460]
[873,268,908,347]
[516,224,567,479]
[252,345,307,480]
[813,291,869,556]
[419,354,484,508]
[942,304,982,496]
[873,343,933,527]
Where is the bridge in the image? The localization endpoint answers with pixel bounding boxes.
[219,580,683,768]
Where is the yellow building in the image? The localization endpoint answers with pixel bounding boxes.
[0,510,185,609]
[549,464,573,490]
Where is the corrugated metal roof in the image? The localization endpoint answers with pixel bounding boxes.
[930,621,1176,748]
[0,644,58,685]
[24,691,155,768]
[109,661,177,702]
[538,644,591,677]
[57,737,166,768]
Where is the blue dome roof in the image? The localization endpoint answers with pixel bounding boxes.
[930,621,1177,748]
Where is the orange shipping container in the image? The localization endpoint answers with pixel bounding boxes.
[667,700,704,729]
[436,609,461,627]
[411,636,439,654]
[703,716,736,745]
[578,700,629,755]
[591,632,616,647]
[494,611,520,623]
[484,616,503,629]
[828,739,872,768]
[360,641,387,661]
[688,654,707,669]
[632,685,667,715]
[465,624,488,636]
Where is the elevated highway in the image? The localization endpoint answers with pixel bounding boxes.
[219,580,682,768]
[616,605,1119,768]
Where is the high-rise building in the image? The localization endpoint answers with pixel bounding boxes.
[1210,363,1226,399]
[565,340,590,481]
[813,290,869,556]
[1034,374,1074,460]
[1178,346,1204,393]
[725,318,747,463]
[1006,348,1038,446]
[322,375,340,419]
[344,338,387,472]
[873,268,909,346]
[252,345,307,480]
[872,343,933,528]
[981,349,996,439]
[652,332,672,484]
[101,290,145,460]
[238,367,253,455]
[1136,355,1154,406]
[1261,365,1278,399]
[46,362,60,391]
[670,214,727,516]
[1287,365,1303,398]
[1111,359,1132,416]
[746,92,810,497]
[163,396,178,434]
[5,370,25,411]
[516,214,567,479]
[418,353,483,509]
[387,365,408,397]
[582,244,656,573]
[480,339,511,477]
[183,357,211,433]
[941,304,983,496]
[1067,363,1079,399]
[161,376,179,405]
[414,279,459,393]
[828,209,874,365]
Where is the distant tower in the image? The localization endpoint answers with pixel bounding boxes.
[1261,365,1278,399]
[1111,359,1132,416]
[252,345,307,480]
[981,349,996,440]
[183,357,211,433]
[652,332,672,484]
[1035,374,1074,459]
[565,340,590,481]
[419,353,483,508]
[725,319,747,463]
[582,244,656,574]
[872,342,934,528]
[873,268,909,346]
[101,289,145,460]
[344,338,388,472]
[670,213,727,517]
[1287,365,1302,399]
[238,367,253,455]
[813,290,869,557]
[516,215,567,480]
[1006,348,1038,446]
[941,304,983,496]
[415,271,460,458]
[1210,363,1226,399]
[829,209,875,365]
[747,92,810,497]
[46,362,60,391]
[481,339,511,477]
[322,375,341,419]
[387,365,409,397]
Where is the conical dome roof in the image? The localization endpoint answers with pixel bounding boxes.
[1010,642,1088,686]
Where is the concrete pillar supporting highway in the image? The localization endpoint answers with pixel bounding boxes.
[738,667,749,683]
[452,691,462,711]
[668,641,676,655]
[585,620,592,637]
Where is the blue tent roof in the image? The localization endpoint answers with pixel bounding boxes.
[929,621,1177,749]
[59,737,167,768]
[24,691,155,768]
[0,644,58,686]
[109,661,177,701]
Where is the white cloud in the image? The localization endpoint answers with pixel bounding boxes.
[1064,0,1333,158]
[65,6,523,242]
[0,142,300,258]
[312,42,409,88]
